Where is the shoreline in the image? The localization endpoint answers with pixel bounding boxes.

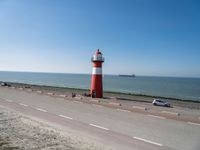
[2,81,200,104]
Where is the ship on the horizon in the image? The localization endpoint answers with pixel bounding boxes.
[118,74,136,77]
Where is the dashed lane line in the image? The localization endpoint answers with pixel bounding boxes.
[35,108,48,112]
[89,124,109,131]
[58,115,73,120]
[147,115,166,119]
[19,103,28,107]
[187,122,200,126]
[133,137,163,146]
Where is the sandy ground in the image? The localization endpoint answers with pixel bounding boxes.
[0,106,108,150]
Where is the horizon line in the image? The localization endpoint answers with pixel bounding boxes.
[0,70,199,79]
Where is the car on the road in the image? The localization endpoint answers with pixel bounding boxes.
[152,99,170,107]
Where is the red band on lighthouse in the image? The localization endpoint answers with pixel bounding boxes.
[90,49,104,98]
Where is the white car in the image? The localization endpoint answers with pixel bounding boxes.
[152,99,170,107]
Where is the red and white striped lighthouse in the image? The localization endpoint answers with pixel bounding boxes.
[90,49,104,98]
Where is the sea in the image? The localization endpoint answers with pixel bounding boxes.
[0,71,200,101]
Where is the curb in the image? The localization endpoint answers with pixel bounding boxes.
[47,92,54,95]
[162,111,180,116]
[36,90,43,94]
[59,94,67,98]
[89,99,100,103]
[109,102,122,106]
[132,106,147,111]
[27,89,33,92]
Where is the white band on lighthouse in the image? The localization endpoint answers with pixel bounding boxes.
[92,67,102,75]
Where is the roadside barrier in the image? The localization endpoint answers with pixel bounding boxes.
[89,99,100,103]
[162,111,180,116]
[132,106,147,111]
[36,90,42,94]
[59,94,67,98]
[109,102,122,106]
[27,89,32,92]
[47,92,54,95]
[74,96,83,100]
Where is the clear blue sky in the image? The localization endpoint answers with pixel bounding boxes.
[0,0,200,77]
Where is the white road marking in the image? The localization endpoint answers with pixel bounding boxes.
[5,99,13,102]
[187,122,200,126]
[19,103,28,107]
[147,115,166,119]
[59,115,73,120]
[133,137,163,146]
[36,108,47,112]
[117,109,131,112]
[89,124,109,131]
[74,101,83,104]
[92,104,103,108]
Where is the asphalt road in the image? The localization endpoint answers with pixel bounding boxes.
[0,87,200,150]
